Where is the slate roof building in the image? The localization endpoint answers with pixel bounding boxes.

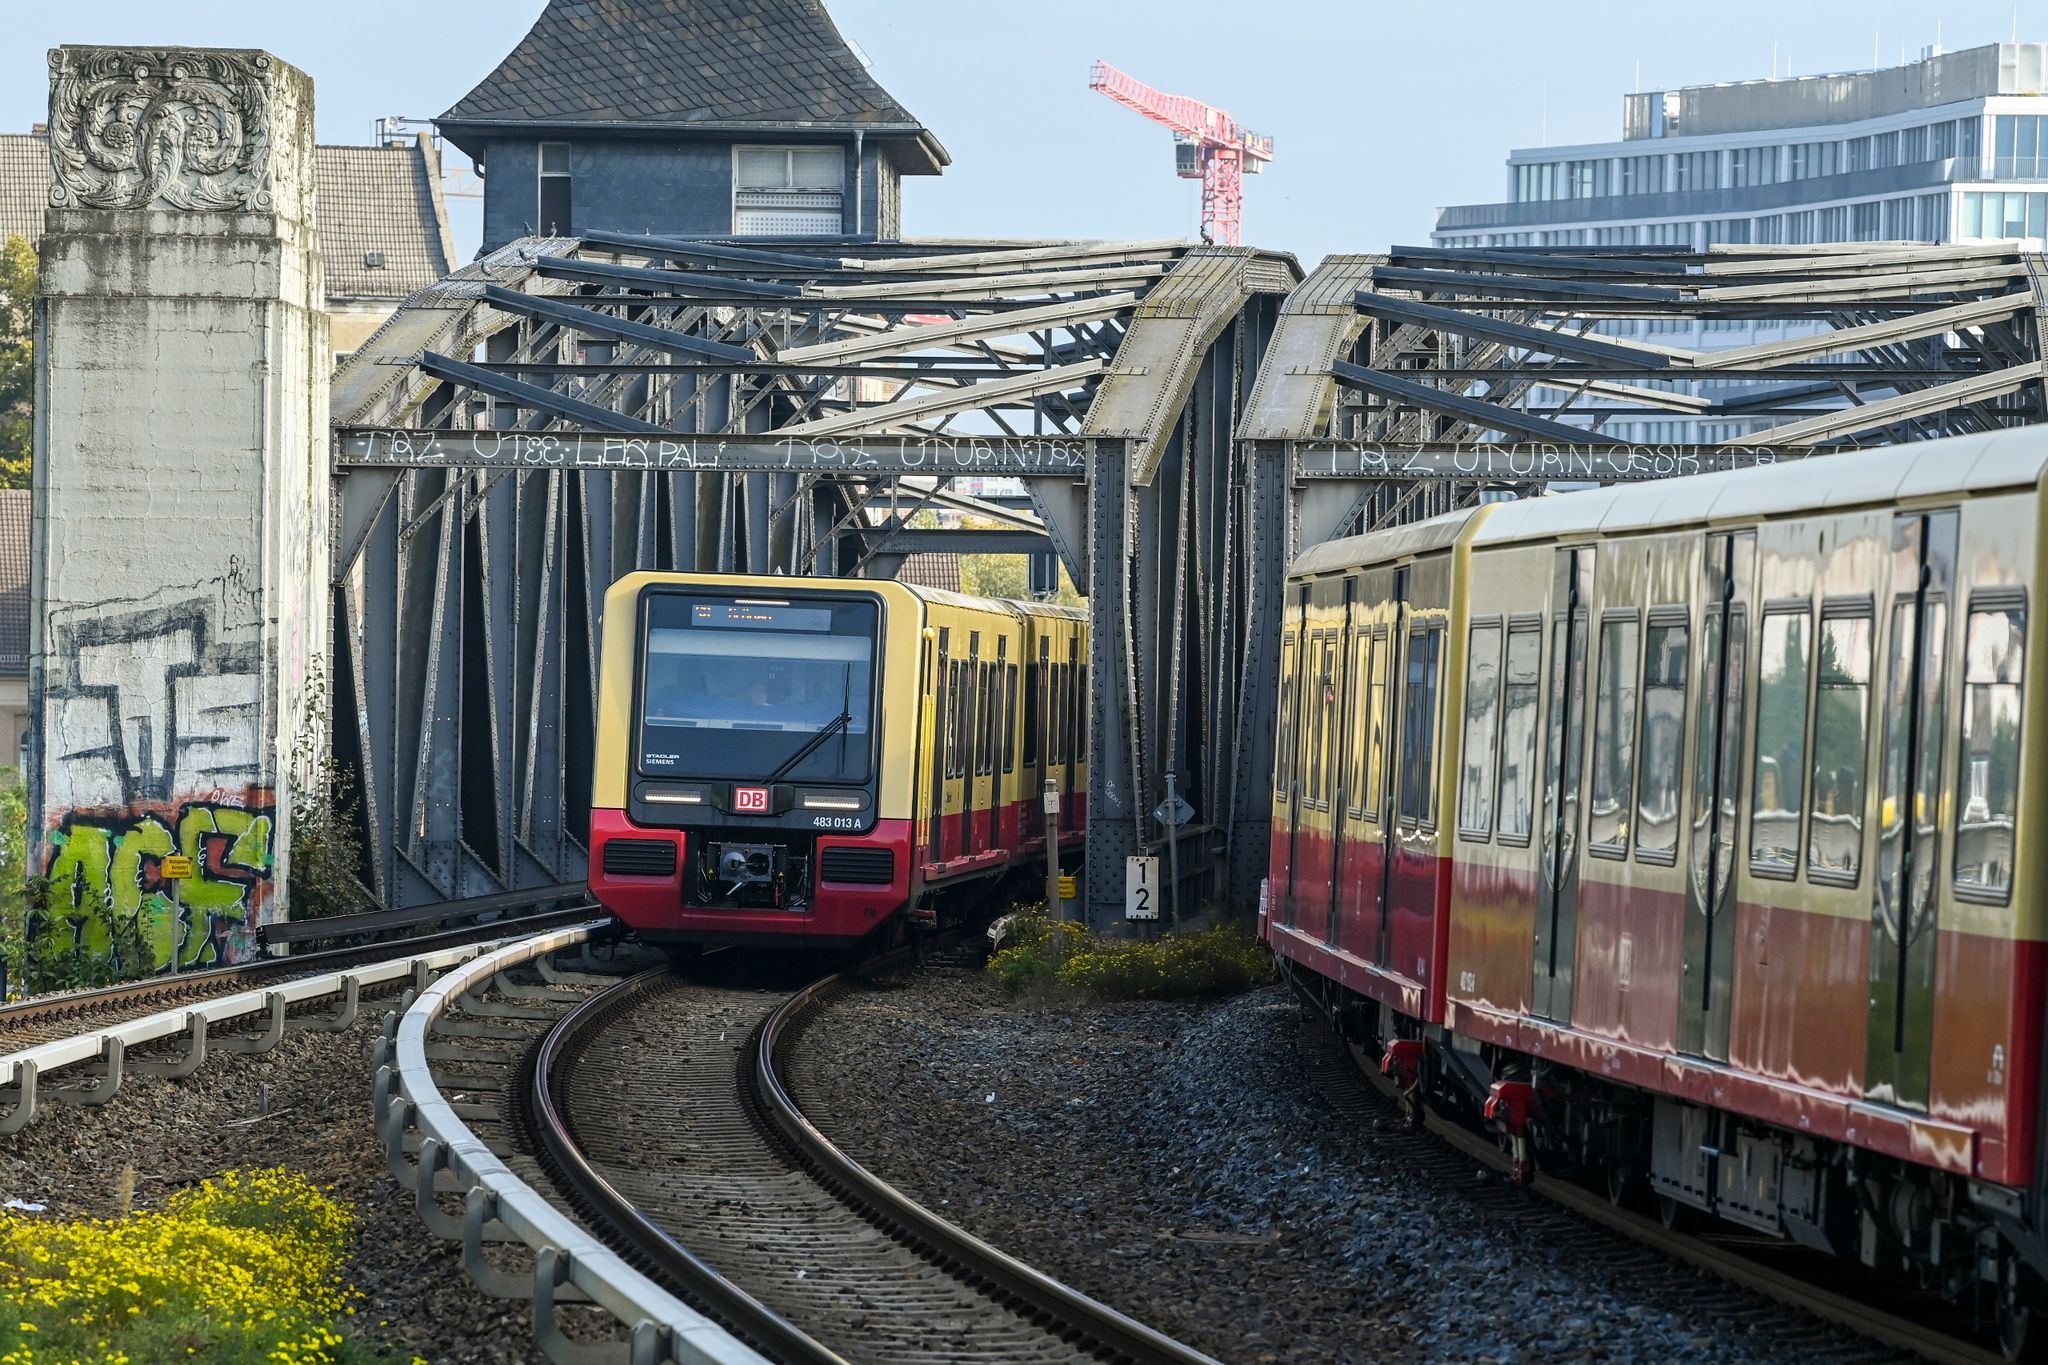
[438,0,948,250]
[0,128,458,358]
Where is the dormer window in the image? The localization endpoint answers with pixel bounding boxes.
[538,141,572,236]
[733,146,845,236]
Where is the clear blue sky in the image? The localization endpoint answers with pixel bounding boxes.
[2,1,2032,267]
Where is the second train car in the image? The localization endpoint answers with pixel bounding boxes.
[1266,427,2048,1349]
[590,572,1086,946]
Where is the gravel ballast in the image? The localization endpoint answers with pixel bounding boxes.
[0,1013,546,1365]
[789,970,1894,1364]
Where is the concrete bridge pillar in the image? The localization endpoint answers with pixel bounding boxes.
[30,47,329,970]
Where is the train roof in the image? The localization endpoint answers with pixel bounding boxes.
[890,579,1087,622]
[1291,426,2048,576]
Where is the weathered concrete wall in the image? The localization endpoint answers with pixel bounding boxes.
[29,47,329,970]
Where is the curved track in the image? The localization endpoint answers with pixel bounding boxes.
[530,962,1217,1365]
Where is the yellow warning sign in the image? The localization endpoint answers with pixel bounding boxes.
[160,855,197,880]
[1058,874,1076,900]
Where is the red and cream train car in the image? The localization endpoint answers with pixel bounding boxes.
[590,572,1086,946]
[1267,429,2048,1345]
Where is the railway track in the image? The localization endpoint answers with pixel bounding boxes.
[1297,1004,2001,1365]
[0,900,594,1053]
[526,960,1215,1364]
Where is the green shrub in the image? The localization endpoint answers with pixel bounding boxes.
[986,905,1270,1001]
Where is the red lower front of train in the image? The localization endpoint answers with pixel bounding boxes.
[589,798,1085,946]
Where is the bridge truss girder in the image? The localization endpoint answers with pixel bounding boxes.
[330,234,1298,913]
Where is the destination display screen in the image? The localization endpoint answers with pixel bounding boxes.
[639,592,878,783]
[692,601,834,633]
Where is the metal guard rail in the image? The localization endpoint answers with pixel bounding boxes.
[0,935,506,1135]
[370,924,765,1365]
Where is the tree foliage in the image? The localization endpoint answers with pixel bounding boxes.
[0,235,32,489]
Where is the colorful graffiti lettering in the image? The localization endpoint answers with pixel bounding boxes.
[41,792,274,971]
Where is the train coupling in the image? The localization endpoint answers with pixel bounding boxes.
[1484,1079,1540,1186]
[1380,1038,1425,1090]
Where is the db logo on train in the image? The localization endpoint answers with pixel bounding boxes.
[733,785,772,813]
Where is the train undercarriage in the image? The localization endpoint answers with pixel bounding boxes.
[1282,957,2048,1359]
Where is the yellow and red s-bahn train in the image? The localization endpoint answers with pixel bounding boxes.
[1266,428,2048,1345]
[589,572,1086,946]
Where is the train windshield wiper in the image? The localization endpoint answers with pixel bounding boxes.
[766,710,854,783]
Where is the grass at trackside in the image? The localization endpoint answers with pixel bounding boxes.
[986,904,1271,1002]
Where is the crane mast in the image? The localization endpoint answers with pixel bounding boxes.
[1088,60,1274,246]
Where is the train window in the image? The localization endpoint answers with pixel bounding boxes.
[945,661,961,779]
[1024,653,1042,767]
[1808,611,1873,884]
[1458,622,1503,839]
[1310,636,1335,806]
[1398,625,1443,827]
[1956,598,2026,902]
[1347,632,1376,819]
[1073,661,1087,768]
[1750,609,1811,878]
[1496,623,1542,844]
[1634,618,1688,864]
[1276,635,1298,795]
[1004,663,1018,774]
[1364,629,1388,821]
[1589,614,1641,857]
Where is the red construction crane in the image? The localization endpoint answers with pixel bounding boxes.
[1088,60,1274,247]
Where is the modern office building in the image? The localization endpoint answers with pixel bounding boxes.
[1433,41,2047,252]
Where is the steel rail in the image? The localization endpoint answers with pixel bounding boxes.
[527,970,843,1365]
[1309,989,2006,1365]
[375,925,767,1365]
[754,971,1223,1365]
[0,898,593,1036]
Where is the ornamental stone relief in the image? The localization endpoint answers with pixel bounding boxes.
[47,48,275,213]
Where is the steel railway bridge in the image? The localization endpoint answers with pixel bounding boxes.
[331,236,2048,924]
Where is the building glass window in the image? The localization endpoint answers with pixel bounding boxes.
[1730,145,1777,187]
[1751,609,1810,876]
[1787,140,1839,180]
[538,141,572,236]
[1929,120,1957,160]
[1995,114,2048,179]
[1852,200,1883,241]
[1458,624,1503,839]
[1900,124,1927,163]
[733,145,847,236]
[1961,191,2048,240]
[1621,155,1663,195]
[1808,611,1872,883]
[1956,600,2026,902]
[1674,149,1719,192]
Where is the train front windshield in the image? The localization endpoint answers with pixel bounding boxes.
[638,595,878,783]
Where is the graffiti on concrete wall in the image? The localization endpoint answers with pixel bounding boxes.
[38,578,274,968]
[42,795,274,970]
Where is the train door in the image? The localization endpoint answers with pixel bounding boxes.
[1532,547,1593,1021]
[1282,586,1308,925]
[930,628,950,866]
[1040,638,1056,847]
[1865,509,1956,1110]
[960,634,981,856]
[1327,580,1358,946]
[1371,572,1409,968]
[1679,531,1753,1061]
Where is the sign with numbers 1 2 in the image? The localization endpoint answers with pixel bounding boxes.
[1125,855,1160,920]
